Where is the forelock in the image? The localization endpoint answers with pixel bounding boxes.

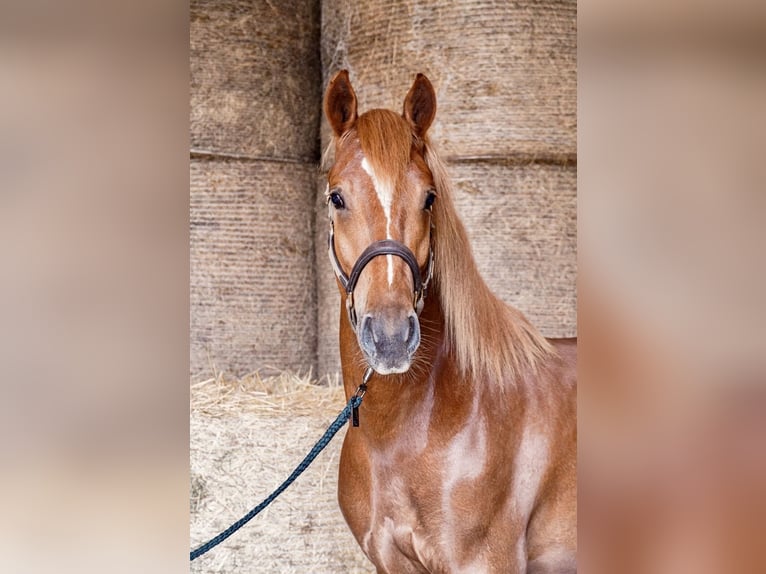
[356,109,412,185]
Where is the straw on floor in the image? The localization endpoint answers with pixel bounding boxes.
[190,371,371,573]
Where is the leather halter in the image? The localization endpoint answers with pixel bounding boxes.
[328,222,434,328]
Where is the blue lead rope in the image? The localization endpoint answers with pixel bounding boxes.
[190,393,364,561]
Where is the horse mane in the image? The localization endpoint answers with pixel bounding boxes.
[421,139,554,383]
[326,108,554,384]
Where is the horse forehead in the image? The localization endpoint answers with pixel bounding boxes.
[335,156,410,198]
[332,138,430,206]
[331,139,364,177]
[357,152,431,192]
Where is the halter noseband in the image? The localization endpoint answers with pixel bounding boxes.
[328,223,434,329]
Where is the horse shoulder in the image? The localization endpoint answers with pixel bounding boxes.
[522,338,577,572]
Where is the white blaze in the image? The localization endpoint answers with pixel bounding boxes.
[361,157,394,285]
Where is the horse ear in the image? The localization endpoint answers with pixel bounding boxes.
[403,73,436,138]
[324,70,358,137]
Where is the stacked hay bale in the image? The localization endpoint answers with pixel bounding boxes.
[190,374,371,573]
[190,0,321,378]
[316,0,577,377]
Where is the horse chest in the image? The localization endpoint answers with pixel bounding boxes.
[362,468,450,573]
[356,420,517,573]
[361,467,517,574]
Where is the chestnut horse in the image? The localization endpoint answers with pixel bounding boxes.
[323,70,576,574]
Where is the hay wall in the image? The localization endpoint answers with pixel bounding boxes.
[190,0,321,377]
[316,0,577,377]
[191,0,321,160]
[191,160,317,377]
[319,0,576,159]
[190,376,372,573]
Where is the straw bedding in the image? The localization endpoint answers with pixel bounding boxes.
[190,372,371,573]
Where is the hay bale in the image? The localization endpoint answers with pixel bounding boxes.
[451,162,577,333]
[320,0,576,159]
[190,0,321,160]
[191,0,323,376]
[191,159,317,378]
[190,373,372,573]
[315,163,577,378]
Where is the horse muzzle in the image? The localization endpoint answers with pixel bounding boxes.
[357,310,420,375]
[328,224,434,375]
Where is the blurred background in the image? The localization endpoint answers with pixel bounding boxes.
[0,0,763,572]
[579,1,766,572]
[0,1,190,572]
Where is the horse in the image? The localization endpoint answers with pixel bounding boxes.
[322,70,577,574]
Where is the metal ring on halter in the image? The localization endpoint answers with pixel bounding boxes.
[328,222,434,329]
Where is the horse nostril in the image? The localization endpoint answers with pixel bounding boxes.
[360,315,375,347]
[404,315,415,341]
[406,314,420,351]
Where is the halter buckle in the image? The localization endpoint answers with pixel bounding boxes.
[351,367,374,427]
[346,291,357,328]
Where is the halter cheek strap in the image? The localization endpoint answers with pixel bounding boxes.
[328,223,434,328]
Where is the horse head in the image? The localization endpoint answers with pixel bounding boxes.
[324,70,437,375]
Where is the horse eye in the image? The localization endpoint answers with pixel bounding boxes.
[328,190,345,210]
[424,191,436,211]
